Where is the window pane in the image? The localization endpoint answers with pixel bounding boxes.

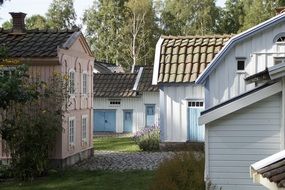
[237,60,245,70]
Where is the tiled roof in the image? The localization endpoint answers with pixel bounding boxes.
[93,73,137,97]
[94,61,125,74]
[158,35,232,83]
[0,28,79,58]
[138,67,159,92]
[256,158,285,188]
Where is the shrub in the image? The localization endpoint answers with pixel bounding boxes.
[150,152,205,190]
[0,67,69,180]
[133,125,160,151]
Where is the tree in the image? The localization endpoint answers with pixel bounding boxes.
[159,0,219,36]
[123,0,158,72]
[26,15,48,30]
[46,0,77,29]
[83,0,127,65]
[2,20,12,30]
[215,0,245,34]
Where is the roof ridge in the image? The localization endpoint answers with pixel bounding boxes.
[161,34,235,39]
[0,27,80,34]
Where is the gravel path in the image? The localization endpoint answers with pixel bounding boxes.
[74,150,176,171]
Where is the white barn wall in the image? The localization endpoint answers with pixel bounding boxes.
[94,92,159,133]
[206,94,281,190]
[207,22,285,108]
[160,84,204,142]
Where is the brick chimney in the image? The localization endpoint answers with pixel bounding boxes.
[9,12,26,34]
[276,7,285,15]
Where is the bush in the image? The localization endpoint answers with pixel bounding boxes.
[0,164,13,180]
[150,152,205,190]
[133,125,160,151]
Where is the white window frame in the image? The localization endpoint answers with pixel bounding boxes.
[188,100,204,108]
[82,72,88,95]
[82,115,88,143]
[274,33,285,44]
[274,57,285,65]
[68,117,75,146]
[69,69,75,96]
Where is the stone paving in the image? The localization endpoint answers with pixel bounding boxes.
[74,150,176,171]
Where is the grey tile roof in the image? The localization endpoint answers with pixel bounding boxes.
[93,73,137,97]
[138,67,159,92]
[158,35,232,83]
[94,61,125,74]
[0,28,80,58]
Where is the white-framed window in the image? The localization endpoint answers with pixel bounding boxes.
[188,100,204,108]
[110,99,121,105]
[82,115,88,142]
[69,70,75,95]
[236,58,246,72]
[68,117,75,145]
[274,33,285,44]
[82,72,88,95]
[274,57,285,65]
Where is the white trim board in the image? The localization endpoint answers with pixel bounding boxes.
[133,67,143,91]
[152,37,164,85]
[199,82,282,125]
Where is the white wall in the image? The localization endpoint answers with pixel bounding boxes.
[93,92,159,133]
[160,84,204,142]
[207,22,285,108]
[206,94,281,190]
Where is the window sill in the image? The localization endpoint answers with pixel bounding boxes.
[236,71,246,74]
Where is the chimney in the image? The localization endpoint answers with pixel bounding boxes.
[9,12,26,34]
[276,7,285,15]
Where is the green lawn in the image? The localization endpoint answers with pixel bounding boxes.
[0,170,154,190]
[93,136,140,152]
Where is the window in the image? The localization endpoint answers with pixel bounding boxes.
[69,71,75,95]
[236,58,245,71]
[145,104,155,127]
[82,115,87,142]
[188,100,204,108]
[110,100,121,105]
[274,33,285,43]
[82,73,87,95]
[69,117,75,145]
[274,57,285,65]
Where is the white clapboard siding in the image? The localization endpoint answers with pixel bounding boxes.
[93,92,159,133]
[207,22,285,108]
[207,94,281,190]
[160,84,204,142]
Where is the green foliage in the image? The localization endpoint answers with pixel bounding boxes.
[133,126,160,151]
[0,164,13,179]
[0,65,69,180]
[26,15,48,30]
[150,152,205,190]
[160,0,219,35]
[46,0,77,29]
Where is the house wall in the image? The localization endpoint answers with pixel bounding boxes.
[93,92,159,133]
[160,83,204,142]
[58,38,94,162]
[206,22,285,108]
[206,94,281,190]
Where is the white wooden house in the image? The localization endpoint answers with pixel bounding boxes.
[93,67,159,133]
[197,12,285,190]
[152,35,231,142]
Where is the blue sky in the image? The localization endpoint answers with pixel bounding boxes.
[0,0,226,26]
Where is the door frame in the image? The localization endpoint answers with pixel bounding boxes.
[123,109,133,133]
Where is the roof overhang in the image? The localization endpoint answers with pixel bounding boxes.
[199,82,282,125]
[268,62,285,80]
[196,12,285,85]
[250,150,285,190]
[152,37,164,85]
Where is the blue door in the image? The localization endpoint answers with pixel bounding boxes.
[94,110,116,132]
[123,110,133,132]
[145,104,155,127]
[187,107,205,142]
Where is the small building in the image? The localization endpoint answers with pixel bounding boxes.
[93,60,125,74]
[93,67,159,133]
[0,12,94,167]
[152,35,231,142]
[197,12,285,189]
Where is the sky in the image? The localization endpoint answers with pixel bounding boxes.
[0,0,227,27]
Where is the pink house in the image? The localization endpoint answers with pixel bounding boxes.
[0,12,94,167]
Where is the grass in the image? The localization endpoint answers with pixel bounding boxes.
[93,136,140,152]
[0,170,155,190]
